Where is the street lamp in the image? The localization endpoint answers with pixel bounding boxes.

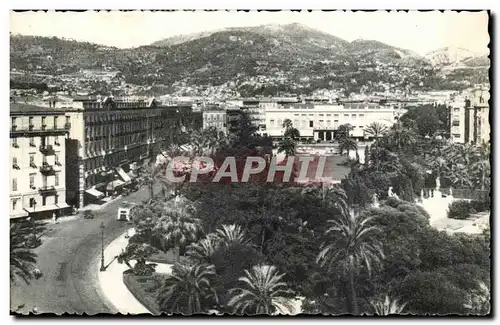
[100,221,106,272]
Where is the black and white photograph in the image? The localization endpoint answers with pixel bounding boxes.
[8,9,491,316]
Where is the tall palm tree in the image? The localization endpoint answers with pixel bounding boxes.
[10,222,38,284]
[338,137,358,156]
[215,224,249,247]
[140,162,155,201]
[157,262,218,314]
[277,137,297,157]
[370,295,407,315]
[227,265,294,315]
[316,209,384,314]
[282,119,300,140]
[471,142,490,191]
[389,121,417,152]
[364,122,388,169]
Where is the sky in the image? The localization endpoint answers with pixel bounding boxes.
[10,10,490,55]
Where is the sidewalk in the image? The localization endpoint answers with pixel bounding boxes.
[98,228,174,314]
[98,228,150,315]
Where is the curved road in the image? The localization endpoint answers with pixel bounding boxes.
[10,184,160,315]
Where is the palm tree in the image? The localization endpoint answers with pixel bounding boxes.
[316,209,384,314]
[364,122,388,168]
[227,265,294,315]
[140,162,155,201]
[186,234,221,264]
[338,137,358,156]
[10,222,38,284]
[215,224,249,247]
[157,262,218,314]
[471,142,490,191]
[370,295,407,315]
[282,119,300,140]
[154,197,204,256]
[388,121,417,152]
[277,137,297,157]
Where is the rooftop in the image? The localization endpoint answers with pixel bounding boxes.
[10,102,66,114]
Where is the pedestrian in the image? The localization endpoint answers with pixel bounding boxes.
[52,212,57,224]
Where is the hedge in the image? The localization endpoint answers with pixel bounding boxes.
[447,201,476,220]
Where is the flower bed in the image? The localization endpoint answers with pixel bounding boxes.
[123,271,167,315]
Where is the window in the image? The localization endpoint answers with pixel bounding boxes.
[29,198,35,208]
[12,199,17,211]
[344,114,349,117]
[29,174,35,188]
[30,137,36,147]
[453,134,461,138]
[334,114,339,117]
[55,195,58,205]
[309,121,314,128]
[270,119,275,125]
[12,138,18,148]
[41,116,46,127]
[334,120,339,123]
[11,117,17,130]
[42,196,46,206]
[55,173,60,187]
[326,114,331,116]
[13,157,19,170]
[359,114,364,117]
[12,178,17,191]
[30,154,35,165]
[352,114,357,118]
[54,116,58,128]
[454,108,460,112]
[55,153,61,166]
[55,136,60,146]
[319,114,324,117]
[452,120,460,126]
[29,116,34,126]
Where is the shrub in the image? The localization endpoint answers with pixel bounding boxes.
[123,273,161,315]
[447,200,476,220]
[470,200,490,213]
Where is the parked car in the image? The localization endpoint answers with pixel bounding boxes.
[83,210,94,219]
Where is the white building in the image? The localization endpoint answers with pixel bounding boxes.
[10,103,70,219]
[265,101,403,141]
[202,109,227,133]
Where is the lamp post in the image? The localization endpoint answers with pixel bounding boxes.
[100,221,106,272]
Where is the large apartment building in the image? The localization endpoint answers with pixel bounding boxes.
[265,100,404,141]
[9,103,70,219]
[450,86,490,145]
[63,96,194,207]
[202,107,227,133]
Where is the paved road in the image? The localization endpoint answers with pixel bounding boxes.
[10,184,161,315]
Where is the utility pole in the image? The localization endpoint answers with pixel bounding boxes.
[100,221,106,272]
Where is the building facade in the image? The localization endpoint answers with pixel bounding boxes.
[10,103,70,219]
[450,87,490,145]
[265,101,403,140]
[63,97,193,207]
[202,108,227,133]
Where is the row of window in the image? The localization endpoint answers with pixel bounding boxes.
[11,135,62,148]
[11,116,70,129]
[12,195,60,211]
[12,153,61,169]
[12,173,60,192]
[291,113,366,118]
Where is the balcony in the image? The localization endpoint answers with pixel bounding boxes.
[39,186,57,196]
[39,145,55,156]
[40,163,55,175]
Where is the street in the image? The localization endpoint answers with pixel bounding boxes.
[10,183,161,315]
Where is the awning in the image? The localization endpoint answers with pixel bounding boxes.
[24,204,60,213]
[116,167,132,183]
[85,188,105,199]
[107,179,125,191]
[56,203,70,209]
